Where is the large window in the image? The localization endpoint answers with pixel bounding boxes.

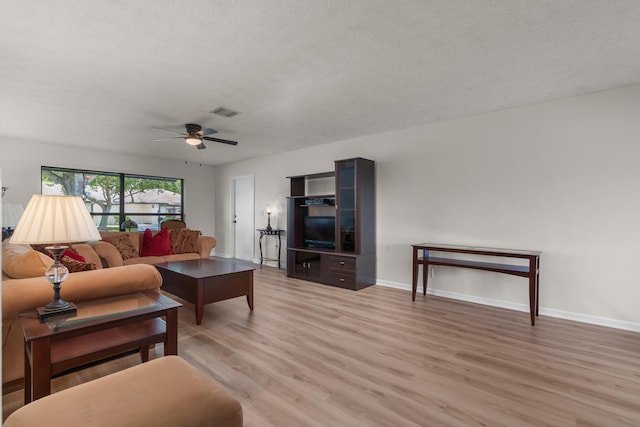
[41,167,183,231]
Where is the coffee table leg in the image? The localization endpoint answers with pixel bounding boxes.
[247,271,254,310]
[196,280,204,325]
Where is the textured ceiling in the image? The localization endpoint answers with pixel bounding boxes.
[1,1,639,165]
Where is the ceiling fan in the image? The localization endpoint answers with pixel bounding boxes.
[152,123,238,150]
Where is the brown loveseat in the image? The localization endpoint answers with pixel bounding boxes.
[90,230,216,268]
[1,241,163,387]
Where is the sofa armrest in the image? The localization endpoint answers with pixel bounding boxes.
[197,236,216,258]
[2,264,162,319]
[90,241,124,268]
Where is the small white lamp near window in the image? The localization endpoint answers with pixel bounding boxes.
[2,203,24,240]
[10,195,101,319]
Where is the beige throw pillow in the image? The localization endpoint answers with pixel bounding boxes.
[2,242,54,279]
[170,229,201,254]
[102,234,139,260]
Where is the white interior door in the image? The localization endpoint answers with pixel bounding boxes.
[231,175,254,261]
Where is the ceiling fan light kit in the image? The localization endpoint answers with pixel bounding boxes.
[185,135,201,145]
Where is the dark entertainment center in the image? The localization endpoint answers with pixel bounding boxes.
[286,157,376,290]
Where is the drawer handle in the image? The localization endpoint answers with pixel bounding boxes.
[339,278,345,282]
[339,261,345,265]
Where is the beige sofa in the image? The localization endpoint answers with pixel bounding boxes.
[91,231,216,268]
[1,242,163,387]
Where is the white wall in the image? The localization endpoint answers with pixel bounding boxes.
[0,141,217,236]
[214,84,640,331]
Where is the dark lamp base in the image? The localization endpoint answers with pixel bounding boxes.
[37,303,78,321]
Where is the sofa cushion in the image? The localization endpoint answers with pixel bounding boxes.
[123,256,166,266]
[2,242,54,279]
[161,253,201,263]
[141,228,172,257]
[102,234,138,260]
[170,229,202,254]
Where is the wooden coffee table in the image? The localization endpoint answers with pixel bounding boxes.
[19,291,181,403]
[155,258,255,325]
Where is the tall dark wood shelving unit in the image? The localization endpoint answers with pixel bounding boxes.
[286,157,375,290]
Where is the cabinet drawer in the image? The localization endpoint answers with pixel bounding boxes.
[326,255,356,272]
[324,270,356,289]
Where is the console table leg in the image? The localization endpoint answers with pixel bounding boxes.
[529,257,537,326]
[535,257,540,316]
[412,247,418,301]
[277,233,281,269]
[423,263,429,295]
[259,234,264,265]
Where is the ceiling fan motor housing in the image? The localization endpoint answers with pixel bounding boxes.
[185,123,202,135]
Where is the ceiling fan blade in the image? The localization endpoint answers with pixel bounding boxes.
[202,128,218,136]
[196,142,207,150]
[151,127,187,136]
[202,136,238,146]
[152,137,184,142]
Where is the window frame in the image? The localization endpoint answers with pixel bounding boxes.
[41,166,184,231]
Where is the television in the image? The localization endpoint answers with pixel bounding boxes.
[303,216,335,249]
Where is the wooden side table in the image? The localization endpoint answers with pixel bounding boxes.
[20,291,181,403]
[257,228,283,268]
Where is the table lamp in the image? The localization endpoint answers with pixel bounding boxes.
[265,208,273,231]
[10,195,101,320]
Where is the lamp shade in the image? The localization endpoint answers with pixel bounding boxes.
[2,203,24,228]
[10,195,101,244]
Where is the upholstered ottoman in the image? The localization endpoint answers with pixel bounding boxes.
[4,356,243,427]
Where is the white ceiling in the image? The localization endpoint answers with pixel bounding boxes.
[1,1,639,166]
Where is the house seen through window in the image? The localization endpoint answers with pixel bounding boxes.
[41,167,184,231]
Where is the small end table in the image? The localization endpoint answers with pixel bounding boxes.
[257,229,283,268]
[20,291,181,403]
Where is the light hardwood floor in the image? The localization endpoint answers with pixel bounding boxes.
[4,264,640,426]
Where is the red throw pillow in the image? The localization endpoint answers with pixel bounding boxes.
[62,248,85,262]
[32,245,86,263]
[140,228,172,257]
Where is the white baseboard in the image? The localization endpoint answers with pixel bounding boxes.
[376,279,640,333]
[205,262,640,332]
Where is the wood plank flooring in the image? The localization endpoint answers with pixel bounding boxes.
[4,264,640,426]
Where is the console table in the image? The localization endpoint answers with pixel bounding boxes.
[257,229,283,268]
[412,243,541,325]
